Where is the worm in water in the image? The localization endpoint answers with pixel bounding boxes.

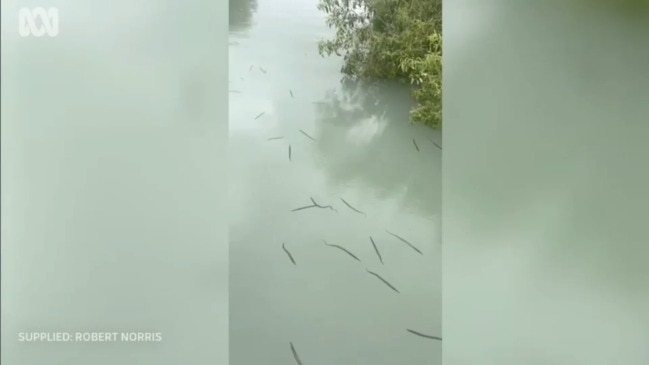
[385,230,422,255]
[413,138,420,151]
[291,198,336,212]
[340,198,366,216]
[406,329,442,341]
[290,205,317,212]
[309,197,336,212]
[289,342,303,365]
[282,243,296,265]
[366,269,400,293]
[370,236,383,264]
[429,138,442,150]
[299,129,316,141]
[323,240,360,262]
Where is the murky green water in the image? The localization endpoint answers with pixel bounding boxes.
[444,2,649,364]
[228,0,442,363]
[2,1,227,364]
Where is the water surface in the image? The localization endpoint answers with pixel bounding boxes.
[229,0,442,364]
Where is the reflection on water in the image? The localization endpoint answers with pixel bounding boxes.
[229,0,258,31]
[313,81,441,219]
[228,0,441,364]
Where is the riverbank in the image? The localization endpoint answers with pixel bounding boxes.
[317,0,442,128]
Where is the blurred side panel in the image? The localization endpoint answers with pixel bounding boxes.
[1,0,229,364]
[443,1,649,364]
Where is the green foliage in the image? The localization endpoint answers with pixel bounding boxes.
[317,0,442,128]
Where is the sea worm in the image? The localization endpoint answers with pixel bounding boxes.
[366,269,400,293]
[369,236,383,264]
[259,67,267,74]
[385,230,423,255]
[282,243,296,265]
[309,197,336,212]
[406,329,442,341]
[290,205,317,212]
[413,138,420,152]
[299,129,316,141]
[429,138,442,150]
[290,90,294,98]
[291,197,336,212]
[248,65,253,71]
[340,198,366,216]
[289,342,303,365]
[323,240,361,262]
[267,136,284,141]
[288,145,292,161]
[254,112,265,120]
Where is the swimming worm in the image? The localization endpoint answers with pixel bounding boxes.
[370,236,383,264]
[289,342,303,365]
[385,230,423,255]
[267,136,284,141]
[290,90,294,98]
[309,197,336,212]
[299,129,316,141]
[429,138,442,150]
[291,198,336,212]
[413,138,420,152]
[366,269,399,293]
[288,145,292,161]
[254,112,265,120]
[282,243,296,265]
[259,67,267,74]
[323,240,361,262]
[290,205,317,212]
[406,329,442,341]
[340,198,366,216]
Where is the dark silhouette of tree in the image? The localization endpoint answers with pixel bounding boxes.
[229,0,258,32]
